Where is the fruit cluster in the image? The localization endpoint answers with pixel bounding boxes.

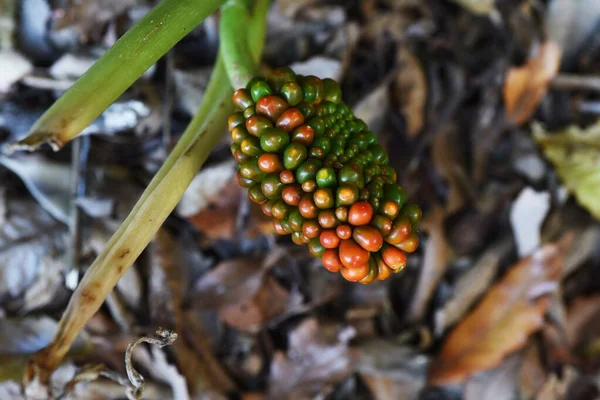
[228,68,421,283]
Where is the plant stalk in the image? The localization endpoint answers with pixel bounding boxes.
[220,0,259,89]
[24,0,270,385]
[10,0,222,152]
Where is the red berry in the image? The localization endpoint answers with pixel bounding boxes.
[320,230,341,249]
[340,264,370,282]
[322,249,343,272]
[352,226,383,252]
[339,239,370,269]
[348,201,373,226]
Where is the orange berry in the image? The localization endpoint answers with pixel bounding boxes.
[348,201,374,226]
[322,249,343,272]
[282,185,302,206]
[381,245,407,269]
[318,211,337,228]
[273,220,290,235]
[280,170,295,184]
[258,153,283,173]
[320,230,341,249]
[302,220,322,239]
[396,233,419,253]
[339,239,370,269]
[291,125,315,145]
[298,196,318,219]
[276,108,305,132]
[340,264,370,282]
[256,95,288,120]
[336,225,352,240]
[352,226,383,252]
[385,217,411,245]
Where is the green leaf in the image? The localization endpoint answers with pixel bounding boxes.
[533,121,600,220]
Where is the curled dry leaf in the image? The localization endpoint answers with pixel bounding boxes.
[503,41,561,126]
[533,120,600,221]
[394,47,427,138]
[268,318,354,399]
[428,233,574,385]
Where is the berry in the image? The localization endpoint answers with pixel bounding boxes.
[228,68,421,283]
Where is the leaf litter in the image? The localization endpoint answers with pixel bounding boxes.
[2,0,600,399]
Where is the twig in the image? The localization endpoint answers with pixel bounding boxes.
[66,136,90,290]
[125,328,178,399]
[551,73,600,92]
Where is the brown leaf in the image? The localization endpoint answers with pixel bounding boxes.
[219,276,289,334]
[503,41,561,126]
[464,354,520,400]
[408,204,450,322]
[192,258,267,310]
[566,295,600,355]
[395,47,427,137]
[519,343,548,399]
[187,178,241,240]
[428,234,573,385]
[268,318,353,399]
[434,238,512,336]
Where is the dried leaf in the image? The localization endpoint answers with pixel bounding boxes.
[566,295,600,354]
[434,239,512,336]
[518,343,548,399]
[0,195,67,307]
[192,258,267,310]
[533,120,600,221]
[510,187,551,257]
[395,47,427,137]
[464,354,520,400]
[219,275,289,334]
[268,318,354,399]
[428,234,573,385]
[503,41,561,126]
[177,161,237,218]
[353,339,429,400]
[408,204,449,322]
[0,50,33,92]
[449,0,495,15]
[0,155,71,224]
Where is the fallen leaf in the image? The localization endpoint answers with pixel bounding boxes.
[0,194,67,308]
[464,354,521,400]
[219,276,290,334]
[289,56,343,81]
[428,234,573,385]
[546,0,600,67]
[518,343,548,399]
[434,238,512,336]
[533,120,600,221]
[0,155,71,224]
[449,0,496,15]
[566,295,600,359]
[192,258,268,310]
[510,187,551,257]
[353,81,389,135]
[268,318,354,399]
[0,50,33,93]
[503,41,561,125]
[394,47,427,137]
[407,204,450,322]
[353,339,429,400]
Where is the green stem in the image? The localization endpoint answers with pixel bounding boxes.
[25,0,269,385]
[10,0,223,152]
[220,0,260,89]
